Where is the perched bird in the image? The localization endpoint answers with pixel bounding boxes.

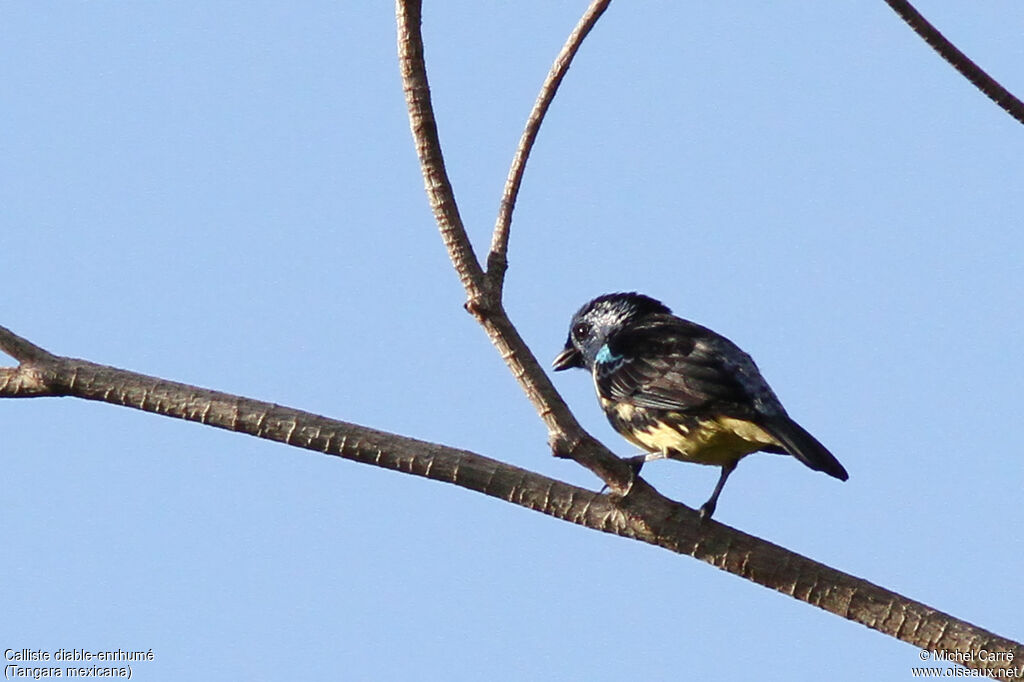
[552,292,847,519]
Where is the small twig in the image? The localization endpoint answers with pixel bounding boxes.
[0,324,56,364]
[486,0,612,293]
[884,0,1024,126]
[0,325,59,396]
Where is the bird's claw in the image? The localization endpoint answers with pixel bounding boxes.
[598,454,648,494]
[623,454,647,477]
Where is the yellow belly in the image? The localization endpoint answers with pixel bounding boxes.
[612,403,780,466]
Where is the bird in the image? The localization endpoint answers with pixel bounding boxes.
[552,292,847,519]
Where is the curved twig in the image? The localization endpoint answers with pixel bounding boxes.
[396,0,487,299]
[486,0,612,292]
[1,325,1021,675]
[884,0,1024,126]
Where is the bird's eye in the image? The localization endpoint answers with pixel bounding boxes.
[572,322,590,339]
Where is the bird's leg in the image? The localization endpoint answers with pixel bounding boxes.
[699,460,738,521]
[625,448,670,475]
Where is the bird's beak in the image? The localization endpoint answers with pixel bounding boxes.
[552,345,584,371]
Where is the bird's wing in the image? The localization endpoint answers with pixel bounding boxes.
[596,316,781,415]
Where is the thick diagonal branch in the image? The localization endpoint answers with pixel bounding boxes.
[1,326,1021,676]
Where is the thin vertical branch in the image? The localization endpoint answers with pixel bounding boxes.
[884,0,1024,125]
[486,0,612,293]
[396,0,488,301]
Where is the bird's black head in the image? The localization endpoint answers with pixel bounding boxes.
[552,292,671,371]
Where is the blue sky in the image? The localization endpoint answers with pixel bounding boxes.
[3,2,1022,680]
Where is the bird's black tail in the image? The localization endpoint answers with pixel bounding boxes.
[760,416,848,481]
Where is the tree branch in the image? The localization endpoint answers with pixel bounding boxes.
[396,0,486,300]
[395,0,634,493]
[0,325,55,364]
[486,0,612,292]
[1,327,1020,676]
[884,0,1024,126]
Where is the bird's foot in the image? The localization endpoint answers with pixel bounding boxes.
[598,454,649,494]
[698,500,717,521]
[623,454,647,477]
